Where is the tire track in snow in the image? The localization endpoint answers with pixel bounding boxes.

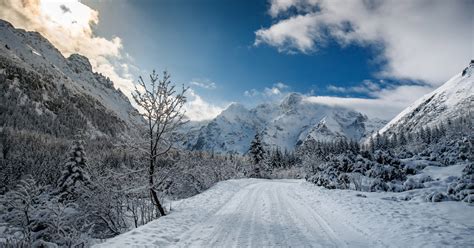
[293,182,390,247]
[276,182,342,247]
[97,179,384,247]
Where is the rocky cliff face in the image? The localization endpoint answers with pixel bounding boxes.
[0,19,142,139]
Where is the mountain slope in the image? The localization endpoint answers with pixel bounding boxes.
[378,61,474,136]
[0,19,141,138]
[182,93,386,153]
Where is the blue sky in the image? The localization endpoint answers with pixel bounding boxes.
[1,0,472,120]
[83,0,382,104]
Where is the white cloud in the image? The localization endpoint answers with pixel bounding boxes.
[327,79,383,94]
[244,89,260,97]
[184,89,224,121]
[244,80,432,120]
[274,82,289,89]
[0,0,136,98]
[264,87,282,96]
[190,79,217,89]
[256,0,473,84]
[305,84,433,119]
[246,82,291,98]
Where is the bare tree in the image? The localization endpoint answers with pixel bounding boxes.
[132,70,188,216]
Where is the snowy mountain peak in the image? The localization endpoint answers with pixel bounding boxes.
[67,54,93,73]
[224,102,248,113]
[377,61,474,137]
[0,19,142,138]
[181,93,386,153]
[280,92,303,109]
[219,103,252,122]
[318,116,328,126]
[461,60,474,77]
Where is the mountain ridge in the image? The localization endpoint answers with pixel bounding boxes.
[180,93,386,154]
[377,61,474,138]
[0,19,142,139]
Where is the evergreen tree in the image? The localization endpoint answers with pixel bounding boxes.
[374,132,381,150]
[391,133,398,148]
[426,127,432,144]
[57,139,91,198]
[349,140,360,153]
[439,122,446,136]
[249,132,266,177]
[369,136,375,154]
[419,126,426,143]
[399,132,407,146]
[407,132,413,143]
[249,132,265,165]
[272,148,283,168]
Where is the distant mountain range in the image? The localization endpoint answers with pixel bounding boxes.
[178,93,386,153]
[180,61,473,154]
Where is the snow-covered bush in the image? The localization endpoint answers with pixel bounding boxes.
[402,160,429,175]
[0,176,85,246]
[366,164,404,182]
[304,147,409,191]
[306,164,339,189]
[348,172,364,191]
[41,198,84,246]
[1,176,43,243]
[403,178,425,191]
[425,192,447,202]
[386,182,405,192]
[369,179,388,192]
[447,163,474,202]
[160,151,245,198]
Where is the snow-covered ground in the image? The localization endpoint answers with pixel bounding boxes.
[95,179,474,247]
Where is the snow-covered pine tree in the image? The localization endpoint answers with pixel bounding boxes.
[418,126,426,143]
[349,139,360,153]
[405,132,411,144]
[399,132,407,146]
[368,135,375,154]
[391,133,398,148]
[374,132,382,150]
[249,132,265,165]
[249,132,265,178]
[271,148,283,168]
[57,139,91,198]
[425,127,432,144]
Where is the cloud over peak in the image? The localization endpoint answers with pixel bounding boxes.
[245,82,290,98]
[185,89,224,121]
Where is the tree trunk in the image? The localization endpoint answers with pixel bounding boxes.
[150,188,166,216]
[149,158,166,216]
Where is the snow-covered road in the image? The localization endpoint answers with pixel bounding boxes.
[96,179,474,247]
[172,180,378,247]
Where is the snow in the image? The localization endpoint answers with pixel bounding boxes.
[377,62,474,137]
[95,179,474,247]
[183,93,386,154]
[0,19,143,137]
[422,163,465,181]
